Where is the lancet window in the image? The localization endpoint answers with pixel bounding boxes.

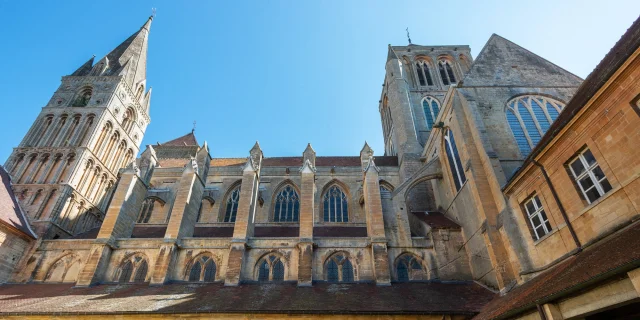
[444,129,466,191]
[323,184,348,222]
[422,96,441,129]
[273,184,300,222]
[223,186,241,222]
[415,60,434,86]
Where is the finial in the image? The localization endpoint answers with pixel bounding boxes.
[192,120,196,134]
[406,27,412,45]
[152,8,157,18]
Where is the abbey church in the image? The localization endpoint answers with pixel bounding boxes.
[0,14,639,319]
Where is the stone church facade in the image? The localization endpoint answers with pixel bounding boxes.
[0,14,639,320]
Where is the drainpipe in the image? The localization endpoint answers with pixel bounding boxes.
[536,304,548,320]
[532,160,582,251]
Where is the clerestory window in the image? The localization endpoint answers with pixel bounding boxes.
[273,184,300,222]
[323,185,348,222]
[223,186,241,222]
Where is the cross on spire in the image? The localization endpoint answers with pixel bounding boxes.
[192,121,196,133]
[406,27,412,45]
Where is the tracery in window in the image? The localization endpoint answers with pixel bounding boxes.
[273,184,300,222]
[188,255,216,282]
[137,197,164,223]
[325,252,355,282]
[223,186,241,222]
[256,253,285,282]
[422,96,441,129]
[523,195,551,240]
[444,129,466,192]
[506,95,565,157]
[395,253,426,281]
[116,254,148,283]
[438,59,456,85]
[323,184,348,222]
[415,60,434,86]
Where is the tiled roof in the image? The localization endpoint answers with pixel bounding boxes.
[412,212,461,229]
[193,226,234,237]
[0,166,36,239]
[210,158,246,167]
[161,132,199,147]
[473,220,640,320]
[0,282,494,315]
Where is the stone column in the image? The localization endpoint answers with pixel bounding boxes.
[225,142,262,286]
[151,158,205,285]
[361,143,391,285]
[298,144,316,286]
[75,164,147,287]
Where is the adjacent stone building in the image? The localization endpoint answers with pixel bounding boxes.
[0,13,638,320]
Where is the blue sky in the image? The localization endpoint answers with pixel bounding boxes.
[0,1,638,161]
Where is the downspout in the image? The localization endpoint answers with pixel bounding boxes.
[532,160,582,251]
[536,304,548,320]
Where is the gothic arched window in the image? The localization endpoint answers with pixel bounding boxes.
[116,254,148,283]
[506,95,565,157]
[438,59,456,85]
[137,197,164,223]
[444,129,466,191]
[422,96,441,129]
[188,255,216,282]
[273,184,300,222]
[395,253,426,282]
[256,253,285,282]
[223,186,241,222]
[122,108,136,133]
[323,184,348,222]
[415,60,434,86]
[325,253,355,282]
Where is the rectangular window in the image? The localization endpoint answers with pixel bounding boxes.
[568,149,612,204]
[524,195,552,240]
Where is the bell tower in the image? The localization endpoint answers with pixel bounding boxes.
[3,16,154,239]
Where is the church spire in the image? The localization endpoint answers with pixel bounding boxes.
[91,16,153,89]
[70,55,95,76]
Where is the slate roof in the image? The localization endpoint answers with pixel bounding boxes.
[0,166,36,239]
[461,34,582,87]
[474,220,640,320]
[412,211,461,229]
[503,15,640,191]
[0,281,494,316]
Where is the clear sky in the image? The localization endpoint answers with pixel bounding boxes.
[0,1,638,162]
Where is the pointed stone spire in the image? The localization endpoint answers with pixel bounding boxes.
[71,55,95,76]
[245,141,263,172]
[360,141,374,168]
[302,143,316,168]
[142,87,152,113]
[94,16,152,89]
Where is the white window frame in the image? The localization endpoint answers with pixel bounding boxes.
[568,149,611,204]
[523,195,551,240]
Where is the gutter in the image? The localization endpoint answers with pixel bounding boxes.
[532,160,582,250]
